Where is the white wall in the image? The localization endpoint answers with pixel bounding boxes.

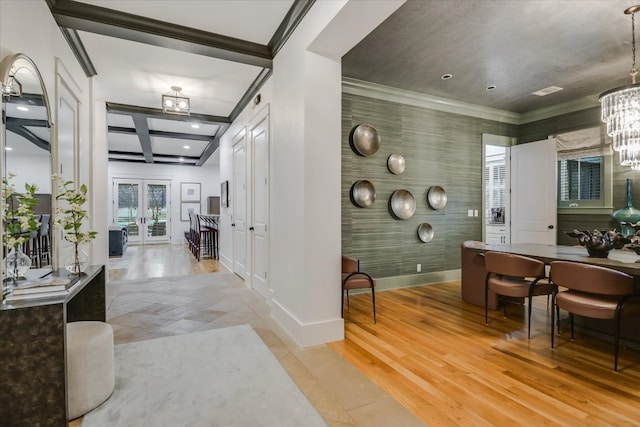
[0,0,96,269]
[219,0,404,347]
[108,161,220,243]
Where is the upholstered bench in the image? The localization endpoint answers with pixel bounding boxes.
[66,321,115,420]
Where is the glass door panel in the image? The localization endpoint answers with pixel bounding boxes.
[115,181,141,244]
[113,179,170,244]
[145,181,168,242]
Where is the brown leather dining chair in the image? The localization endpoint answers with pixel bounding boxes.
[484,251,553,339]
[342,255,376,323]
[550,261,640,372]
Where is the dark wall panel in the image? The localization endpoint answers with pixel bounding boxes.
[342,93,517,278]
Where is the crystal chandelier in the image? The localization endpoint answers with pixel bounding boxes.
[600,5,640,167]
[162,85,190,116]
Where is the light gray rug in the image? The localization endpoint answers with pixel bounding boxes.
[82,325,326,427]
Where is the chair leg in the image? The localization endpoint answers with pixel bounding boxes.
[570,313,574,340]
[346,290,350,310]
[484,276,489,326]
[614,312,622,372]
[527,294,533,340]
[551,290,556,349]
[371,287,376,324]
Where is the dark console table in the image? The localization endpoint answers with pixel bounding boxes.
[0,265,106,426]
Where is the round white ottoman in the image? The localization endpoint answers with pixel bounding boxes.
[66,321,115,420]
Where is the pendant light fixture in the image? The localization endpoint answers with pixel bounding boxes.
[162,85,190,116]
[600,5,640,168]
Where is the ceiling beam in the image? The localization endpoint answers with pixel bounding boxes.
[108,126,216,142]
[229,68,273,122]
[5,117,50,128]
[48,0,273,68]
[59,27,98,77]
[6,124,51,152]
[106,102,230,126]
[131,115,154,163]
[269,0,316,57]
[196,124,228,166]
[109,150,199,161]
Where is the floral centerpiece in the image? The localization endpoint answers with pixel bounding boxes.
[2,173,40,284]
[54,175,97,274]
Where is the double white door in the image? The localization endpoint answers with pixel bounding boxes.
[231,109,270,297]
[113,179,171,244]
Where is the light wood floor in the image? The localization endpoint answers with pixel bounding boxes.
[328,283,640,426]
[108,243,225,281]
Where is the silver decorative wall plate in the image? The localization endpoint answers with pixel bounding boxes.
[350,180,376,208]
[387,154,406,174]
[350,124,380,156]
[427,185,447,210]
[390,189,416,219]
[417,223,434,243]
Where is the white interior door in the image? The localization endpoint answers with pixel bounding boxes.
[56,78,79,264]
[113,179,170,244]
[511,138,557,244]
[250,113,269,297]
[232,131,248,279]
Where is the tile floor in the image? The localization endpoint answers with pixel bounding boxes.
[106,272,424,427]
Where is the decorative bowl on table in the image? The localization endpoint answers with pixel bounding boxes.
[565,229,631,258]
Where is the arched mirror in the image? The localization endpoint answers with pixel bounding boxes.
[1,53,54,294]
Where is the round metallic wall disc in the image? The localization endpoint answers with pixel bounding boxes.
[390,189,416,219]
[350,124,380,156]
[350,180,376,207]
[417,223,434,243]
[427,185,447,210]
[387,154,406,174]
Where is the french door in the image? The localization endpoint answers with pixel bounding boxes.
[113,179,171,244]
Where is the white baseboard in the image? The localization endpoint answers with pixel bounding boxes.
[270,298,344,347]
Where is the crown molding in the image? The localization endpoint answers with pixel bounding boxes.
[342,78,603,125]
[518,95,599,124]
[342,78,521,124]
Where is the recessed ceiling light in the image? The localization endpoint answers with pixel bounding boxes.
[531,86,563,96]
[179,157,185,162]
[441,73,453,80]
[191,124,200,129]
[5,147,13,151]
[16,106,29,111]
[183,145,190,149]
[486,85,496,91]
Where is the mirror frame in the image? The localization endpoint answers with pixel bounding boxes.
[1,53,56,282]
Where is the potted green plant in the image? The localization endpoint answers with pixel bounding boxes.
[54,175,97,274]
[2,173,39,286]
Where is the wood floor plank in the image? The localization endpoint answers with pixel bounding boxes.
[328,281,640,426]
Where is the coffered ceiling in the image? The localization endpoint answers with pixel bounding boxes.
[41,0,640,166]
[45,0,308,166]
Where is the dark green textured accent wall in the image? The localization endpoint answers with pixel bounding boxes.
[342,93,517,278]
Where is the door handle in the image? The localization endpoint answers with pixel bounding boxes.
[231,223,236,227]
[249,227,254,231]
[548,225,554,229]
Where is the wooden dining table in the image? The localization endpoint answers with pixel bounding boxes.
[469,242,640,281]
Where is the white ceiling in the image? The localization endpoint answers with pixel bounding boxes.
[54,0,295,166]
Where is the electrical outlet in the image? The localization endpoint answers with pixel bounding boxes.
[474,209,478,217]
[467,209,473,217]
[417,263,421,272]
